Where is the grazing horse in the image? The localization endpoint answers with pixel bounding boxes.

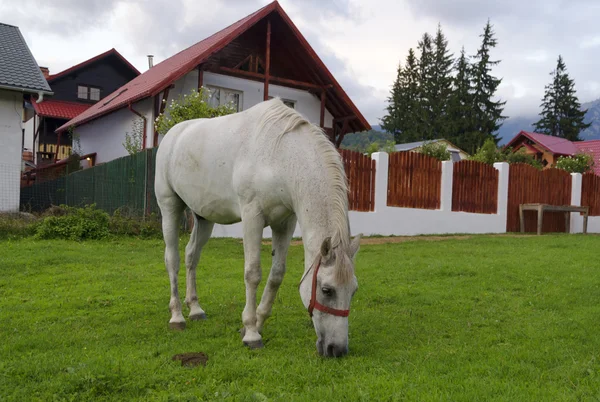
[154,98,361,357]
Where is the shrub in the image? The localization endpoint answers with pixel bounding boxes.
[469,138,542,169]
[155,88,236,136]
[555,153,595,173]
[418,141,451,161]
[0,213,38,240]
[109,207,162,238]
[35,204,109,241]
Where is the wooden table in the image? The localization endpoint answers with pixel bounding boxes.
[519,203,589,235]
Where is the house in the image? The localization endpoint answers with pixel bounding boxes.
[57,1,370,164]
[23,48,140,165]
[0,22,53,212]
[394,139,469,162]
[505,130,600,174]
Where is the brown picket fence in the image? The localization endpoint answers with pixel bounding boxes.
[452,160,499,214]
[507,164,572,233]
[582,173,600,216]
[338,149,376,212]
[387,151,441,209]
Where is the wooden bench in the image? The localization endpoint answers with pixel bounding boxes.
[519,203,589,235]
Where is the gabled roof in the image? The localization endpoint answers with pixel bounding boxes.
[57,1,369,133]
[32,99,91,120]
[575,140,600,175]
[505,131,579,155]
[0,22,53,95]
[46,48,140,82]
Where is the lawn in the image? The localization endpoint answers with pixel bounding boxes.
[1,234,600,401]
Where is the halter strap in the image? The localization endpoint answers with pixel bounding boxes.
[300,256,350,318]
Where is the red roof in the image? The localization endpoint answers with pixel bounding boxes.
[47,48,140,82]
[506,131,579,155]
[32,99,91,120]
[575,140,600,175]
[57,1,369,134]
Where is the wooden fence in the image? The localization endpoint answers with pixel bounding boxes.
[452,160,499,214]
[387,152,441,209]
[582,173,600,216]
[507,164,572,233]
[339,149,376,212]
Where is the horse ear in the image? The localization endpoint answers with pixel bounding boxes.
[349,234,362,260]
[320,237,332,259]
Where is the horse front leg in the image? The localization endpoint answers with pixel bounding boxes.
[256,216,296,334]
[240,209,266,349]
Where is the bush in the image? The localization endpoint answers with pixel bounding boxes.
[555,153,595,173]
[109,207,162,238]
[0,213,38,240]
[155,87,236,136]
[418,141,451,161]
[35,204,110,241]
[469,138,542,169]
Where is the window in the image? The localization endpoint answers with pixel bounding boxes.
[268,96,296,109]
[206,86,242,112]
[77,85,102,102]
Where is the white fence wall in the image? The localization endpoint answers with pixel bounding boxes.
[209,151,597,239]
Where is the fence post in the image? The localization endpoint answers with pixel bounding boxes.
[493,162,509,223]
[570,173,583,233]
[440,161,453,211]
[371,152,389,212]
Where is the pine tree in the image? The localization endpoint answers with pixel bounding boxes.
[430,24,454,140]
[417,32,434,140]
[381,49,420,143]
[533,55,590,141]
[447,47,475,151]
[470,20,507,153]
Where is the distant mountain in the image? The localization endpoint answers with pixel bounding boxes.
[341,129,392,151]
[579,98,600,141]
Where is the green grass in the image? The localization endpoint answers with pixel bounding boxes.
[1,234,600,401]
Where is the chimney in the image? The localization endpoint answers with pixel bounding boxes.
[147,55,154,69]
[40,66,50,78]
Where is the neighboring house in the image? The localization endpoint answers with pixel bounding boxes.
[57,1,370,164]
[394,139,469,162]
[505,130,600,174]
[0,22,53,212]
[23,48,140,164]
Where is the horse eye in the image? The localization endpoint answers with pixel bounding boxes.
[321,287,334,297]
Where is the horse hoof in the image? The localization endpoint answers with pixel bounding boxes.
[169,321,186,331]
[189,313,207,321]
[244,339,264,349]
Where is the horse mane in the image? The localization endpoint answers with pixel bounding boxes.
[255,98,353,283]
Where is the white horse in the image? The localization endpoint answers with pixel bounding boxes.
[154,98,361,357]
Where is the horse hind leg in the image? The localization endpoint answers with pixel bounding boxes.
[185,214,214,321]
[159,195,186,331]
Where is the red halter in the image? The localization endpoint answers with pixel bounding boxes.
[303,256,350,318]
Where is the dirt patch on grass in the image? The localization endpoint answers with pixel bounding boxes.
[172,352,208,367]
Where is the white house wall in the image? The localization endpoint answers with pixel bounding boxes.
[0,90,24,212]
[157,71,335,147]
[77,97,153,164]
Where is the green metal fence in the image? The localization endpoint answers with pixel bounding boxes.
[20,148,160,217]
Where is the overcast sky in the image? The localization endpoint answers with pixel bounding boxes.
[3,0,600,126]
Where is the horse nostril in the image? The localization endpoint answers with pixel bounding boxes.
[326,344,335,357]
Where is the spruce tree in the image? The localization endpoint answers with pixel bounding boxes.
[470,20,506,152]
[430,24,454,140]
[447,47,475,151]
[381,49,420,143]
[533,55,590,141]
[417,32,434,140]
